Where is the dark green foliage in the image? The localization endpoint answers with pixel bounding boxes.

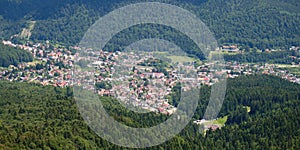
[77,59,89,68]
[0,43,33,67]
[227,105,250,124]
[195,0,300,49]
[0,75,300,149]
[103,24,205,60]
[224,51,299,64]
[35,64,44,70]
[168,82,181,107]
[95,81,112,90]
[0,0,300,49]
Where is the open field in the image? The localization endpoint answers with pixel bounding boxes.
[276,64,300,76]
[212,116,228,126]
[27,59,44,66]
[20,21,36,39]
[276,64,299,68]
[201,116,228,127]
[210,51,240,55]
[75,65,94,72]
[166,56,197,63]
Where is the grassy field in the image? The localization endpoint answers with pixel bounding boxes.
[75,65,94,72]
[27,59,44,66]
[276,64,300,76]
[210,51,239,55]
[276,64,297,68]
[166,56,197,63]
[20,21,36,39]
[212,116,228,126]
[287,68,300,76]
[153,51,168,55]
[201,116,228,127]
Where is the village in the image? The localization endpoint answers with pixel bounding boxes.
[1,40,300,117]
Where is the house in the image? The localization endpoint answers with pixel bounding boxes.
[92,61,103,67]
[144,72,164,78]
[206,124,220,131]
[222,45,239,53]
[153,73,165,78]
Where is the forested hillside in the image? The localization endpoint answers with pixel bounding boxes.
[0,0,299,49]
[0,43,33,67]
[0,75,299,149]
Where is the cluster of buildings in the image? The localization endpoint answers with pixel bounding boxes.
[1,40,75,87]
[78,50,195,115]
[220,45,239,53]
[1,40,300,115]
[193,119,222,131]
[223,62,300,84]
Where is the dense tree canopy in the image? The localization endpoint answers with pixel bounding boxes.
[0,0,299,49]
[0,43,33,67]
[0,75,299,149]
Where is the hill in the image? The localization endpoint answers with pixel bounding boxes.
[0,75,299,149]
[0,0,299,49]
[0,43,33,67]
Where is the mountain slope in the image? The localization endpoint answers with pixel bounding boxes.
[0,0,299,49]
